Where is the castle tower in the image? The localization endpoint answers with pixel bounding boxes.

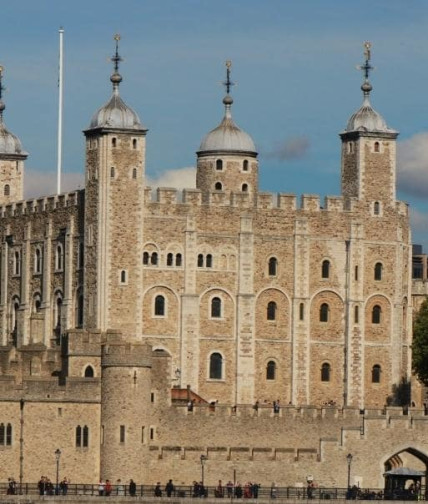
[196,61,258,201]
[100,335,152,480]
[0,65,27,204]
[340,42,398,210]
[83,36,147,338]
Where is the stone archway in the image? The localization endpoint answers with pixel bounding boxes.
[384,448,428,499]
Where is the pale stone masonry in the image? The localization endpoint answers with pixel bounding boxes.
[0,43,422,489]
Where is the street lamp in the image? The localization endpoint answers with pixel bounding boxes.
[347,453,353,489]
[55,449,61,495]
[200,454,207,487]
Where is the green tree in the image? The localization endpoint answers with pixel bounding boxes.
[412,298,428,385]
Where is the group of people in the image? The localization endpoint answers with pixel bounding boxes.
[6,478,17,495]
[98,479,137,497]
[37,476,69,496]
[154,479,176,498]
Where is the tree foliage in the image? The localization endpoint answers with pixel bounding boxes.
[412,298,428,385]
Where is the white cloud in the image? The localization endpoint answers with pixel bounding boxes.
[397,133,428,198]
[146,166,196,190]
[24,170,84,199]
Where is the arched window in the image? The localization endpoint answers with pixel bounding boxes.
[242,183,248,192]
[197,254,204,267]
[120,270,127,284]
[372,305,381,324]
[143,251,149,265]
[34,295,42,313]
[322,260,330,279]
[4,185,10,196]
[176,253,182,267]
[14,251,21,276]
[77,292,84,327]
[132,168,137,179]
[374,201,380,215]
[206,254,213,268]
[151,252,158,266]
[154,295,165,317]
[211,297,221,318]
[209,352,223,379]
[34,248,42,274]
[267,301,277,321]
[76,425,82,447]
[216,159,223,171]
[167,253,173,266]
[299,303,304,321]
[374,262,382,281]
[266,360,276,380]
[55,244,64,271]
[110,166,115,178]
[374,141,380,152]
[6,423,12,445]
[321,363,331,382]
[243,160,249,171]
[354,305,359,324]
[78,242,84,269]
[84,366,94,378]
[132,138,137,149]
[372,364,381,383]
[268,257,277,276]
[83,425,89,447]
[215,182,222,191]
[112,137,117,148]
[320,303,329,322]
[55,296,63,335]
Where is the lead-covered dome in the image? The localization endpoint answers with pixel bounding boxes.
[0,121,26,156]
[198,95,256,154]
[345,95,394,133]
[86,36,146,132]
[89,85,143,130]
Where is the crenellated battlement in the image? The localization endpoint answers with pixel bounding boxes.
[0,190,83,219]
[144,186,390,215]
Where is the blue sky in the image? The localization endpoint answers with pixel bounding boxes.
[2,1,428,246]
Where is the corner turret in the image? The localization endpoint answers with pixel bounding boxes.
[340,42,398,210]
[196,61,258,201]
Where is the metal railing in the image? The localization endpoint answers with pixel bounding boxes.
[0,484,402,500]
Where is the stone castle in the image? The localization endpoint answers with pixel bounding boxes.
[0,39,424,490]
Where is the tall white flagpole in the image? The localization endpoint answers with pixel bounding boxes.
[57,27,64,195]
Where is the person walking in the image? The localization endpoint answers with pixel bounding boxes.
[129,479,137,497]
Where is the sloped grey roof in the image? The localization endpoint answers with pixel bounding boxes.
[384,467,425,477]
[89,91,144,130]
[345,96,396,134]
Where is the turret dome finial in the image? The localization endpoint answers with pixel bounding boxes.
[358,41,374,99]
[110,33,123,94]
[222,60,234,110]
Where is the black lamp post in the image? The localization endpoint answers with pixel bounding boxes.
[55,449,61,495]
[200,454,207,486]
[347,453,353,489]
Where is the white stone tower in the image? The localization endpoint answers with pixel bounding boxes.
[0,65,27,204]
[196,61,258,201]
[83,35,147,339]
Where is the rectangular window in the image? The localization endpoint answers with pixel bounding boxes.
[120,425,125,443]
[141,426,145,444]
[150,427,154,440]
[151,392,155,403]
[101,425,104,445]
